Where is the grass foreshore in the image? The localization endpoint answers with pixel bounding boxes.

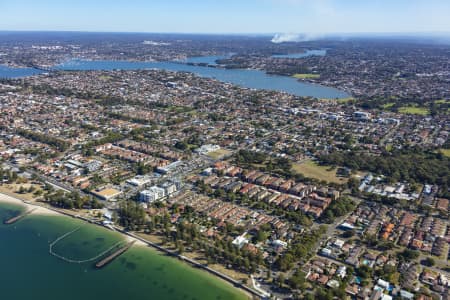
[0,191,260,300]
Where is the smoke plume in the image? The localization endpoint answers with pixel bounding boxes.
[271,33,326,43]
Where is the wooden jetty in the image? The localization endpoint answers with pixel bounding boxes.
[95,241,135,269]
[3,208,37,224]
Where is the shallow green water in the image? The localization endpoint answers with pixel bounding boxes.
[0,203,247,300]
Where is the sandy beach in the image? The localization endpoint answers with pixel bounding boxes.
[0,192,58,216]
[0,191,148,247]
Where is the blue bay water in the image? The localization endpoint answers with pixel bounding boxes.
[271,49,327,58]
[55,58,348,99]
[183,55,233,65]
[0,65,45,78]
[0,50,348,99]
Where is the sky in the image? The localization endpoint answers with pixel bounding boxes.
[0,0,449,34]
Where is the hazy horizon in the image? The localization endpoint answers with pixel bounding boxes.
[0,30,449,43]
[1,0,449,35]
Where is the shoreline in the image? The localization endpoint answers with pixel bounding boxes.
[0,192,59,216]
[0,192,259,299]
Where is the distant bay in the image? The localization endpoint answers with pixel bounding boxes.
[0,65,46,78]
[0,50,349,99]
[271,49,327,58]
[55,58,349,99]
